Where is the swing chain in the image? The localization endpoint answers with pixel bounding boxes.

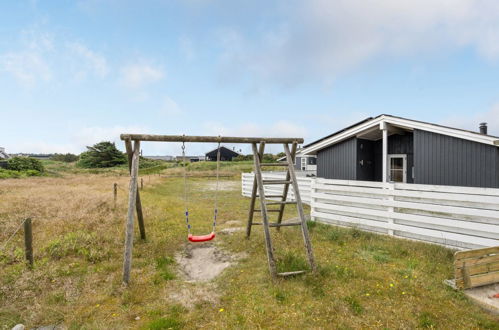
[181,140,190,234]
[213,140,221,231]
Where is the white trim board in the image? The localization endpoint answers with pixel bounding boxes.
[302,115,499,155]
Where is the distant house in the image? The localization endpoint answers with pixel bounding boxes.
[301,114,499,188]
[175,155,204,162]
[144,155,174,161]
[277,150,317,173]
[205,146,242,161]
[0,147,9,160]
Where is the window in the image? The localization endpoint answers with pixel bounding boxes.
[301,158,306,170]
[388,154,407,183]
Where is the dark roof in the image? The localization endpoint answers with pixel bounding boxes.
[303,114,499,148]
[205,145,242,156]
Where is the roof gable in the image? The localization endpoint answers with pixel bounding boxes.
[302,114,499,154]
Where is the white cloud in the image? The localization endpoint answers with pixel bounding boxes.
[0,51,52,87]
[67,42,109,78]
[71,125,148,150]
[0,28,111,86]
[120,63,164,89]
[0,29,54,87]
[218,0,499,86]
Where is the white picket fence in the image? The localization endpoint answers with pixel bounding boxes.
[241,173,499,250]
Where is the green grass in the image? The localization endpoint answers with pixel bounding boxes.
[0,170,498,329]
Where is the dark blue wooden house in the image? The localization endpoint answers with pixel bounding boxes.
[205,146,242,161]
[301,115,499,188]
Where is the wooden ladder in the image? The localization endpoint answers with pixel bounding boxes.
[246,141,316,277]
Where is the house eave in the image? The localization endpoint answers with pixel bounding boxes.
[302,115,499,155]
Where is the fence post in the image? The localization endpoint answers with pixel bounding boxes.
[141,178,143,190]
[387,183,394,236]
[24,218,33,268]
[114,183,118,209]
[310,178,316,222]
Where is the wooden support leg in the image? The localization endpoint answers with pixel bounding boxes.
[246,142,265,238]
[125,139,146,240]
[283,143,316,272]
[252,142,277,277]
[123,140,140,285]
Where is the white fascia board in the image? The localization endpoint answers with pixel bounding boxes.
[384,117,498,146]
[302,115,498,155]
[301,117,384,155]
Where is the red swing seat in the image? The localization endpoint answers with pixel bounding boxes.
[188,232,216,242]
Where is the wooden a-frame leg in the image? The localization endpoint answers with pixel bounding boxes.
[283,142,316,272]
[276,142,297,230]
[125,139,146,240]
[252,142,277,277]
[246,142,265,238]
[123,140,140,285]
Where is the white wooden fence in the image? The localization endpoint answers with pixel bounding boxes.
[241,173,499,250]
[241,172,313,204]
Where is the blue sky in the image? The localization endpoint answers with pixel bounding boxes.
[2,0,499,155]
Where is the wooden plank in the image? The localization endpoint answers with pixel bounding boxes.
[252,142,277,277]
[456,270,499,289]
[313,182,499,206]
[277,270,306,277]
[454,254,499,268]
[315,177,499,197]
[395,182,499,197]
[455,261,499,278]
[284,142,316,272]
[455,246,499,260]
[311,210,499,247]
[123,140,140,285]
[120,134,303,144]
[312,199,499,237]
[311,191,499,220]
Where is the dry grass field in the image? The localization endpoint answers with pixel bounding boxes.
[1,162,498,329]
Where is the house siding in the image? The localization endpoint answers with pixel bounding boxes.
[294,156,302,170]
[317,137,357,179]
[414,129,499,188]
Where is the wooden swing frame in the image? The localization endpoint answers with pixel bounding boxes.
[120,134,311,285]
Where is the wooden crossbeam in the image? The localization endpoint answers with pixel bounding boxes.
[120,134,303,144]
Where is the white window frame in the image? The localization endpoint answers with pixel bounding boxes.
[387,154,407,183]
[301,157,307,170]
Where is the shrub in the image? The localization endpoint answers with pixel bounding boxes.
[77,141,126,168]
[7,157,44,172]
[51,153,79,162]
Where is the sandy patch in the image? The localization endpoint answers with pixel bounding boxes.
[175,243,237,282]
[464,283,499,314]
[202,181,240,191]
[168,283,220,308]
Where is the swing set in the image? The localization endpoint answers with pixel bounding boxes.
[120,134,316,285]
[181,141,220,243]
